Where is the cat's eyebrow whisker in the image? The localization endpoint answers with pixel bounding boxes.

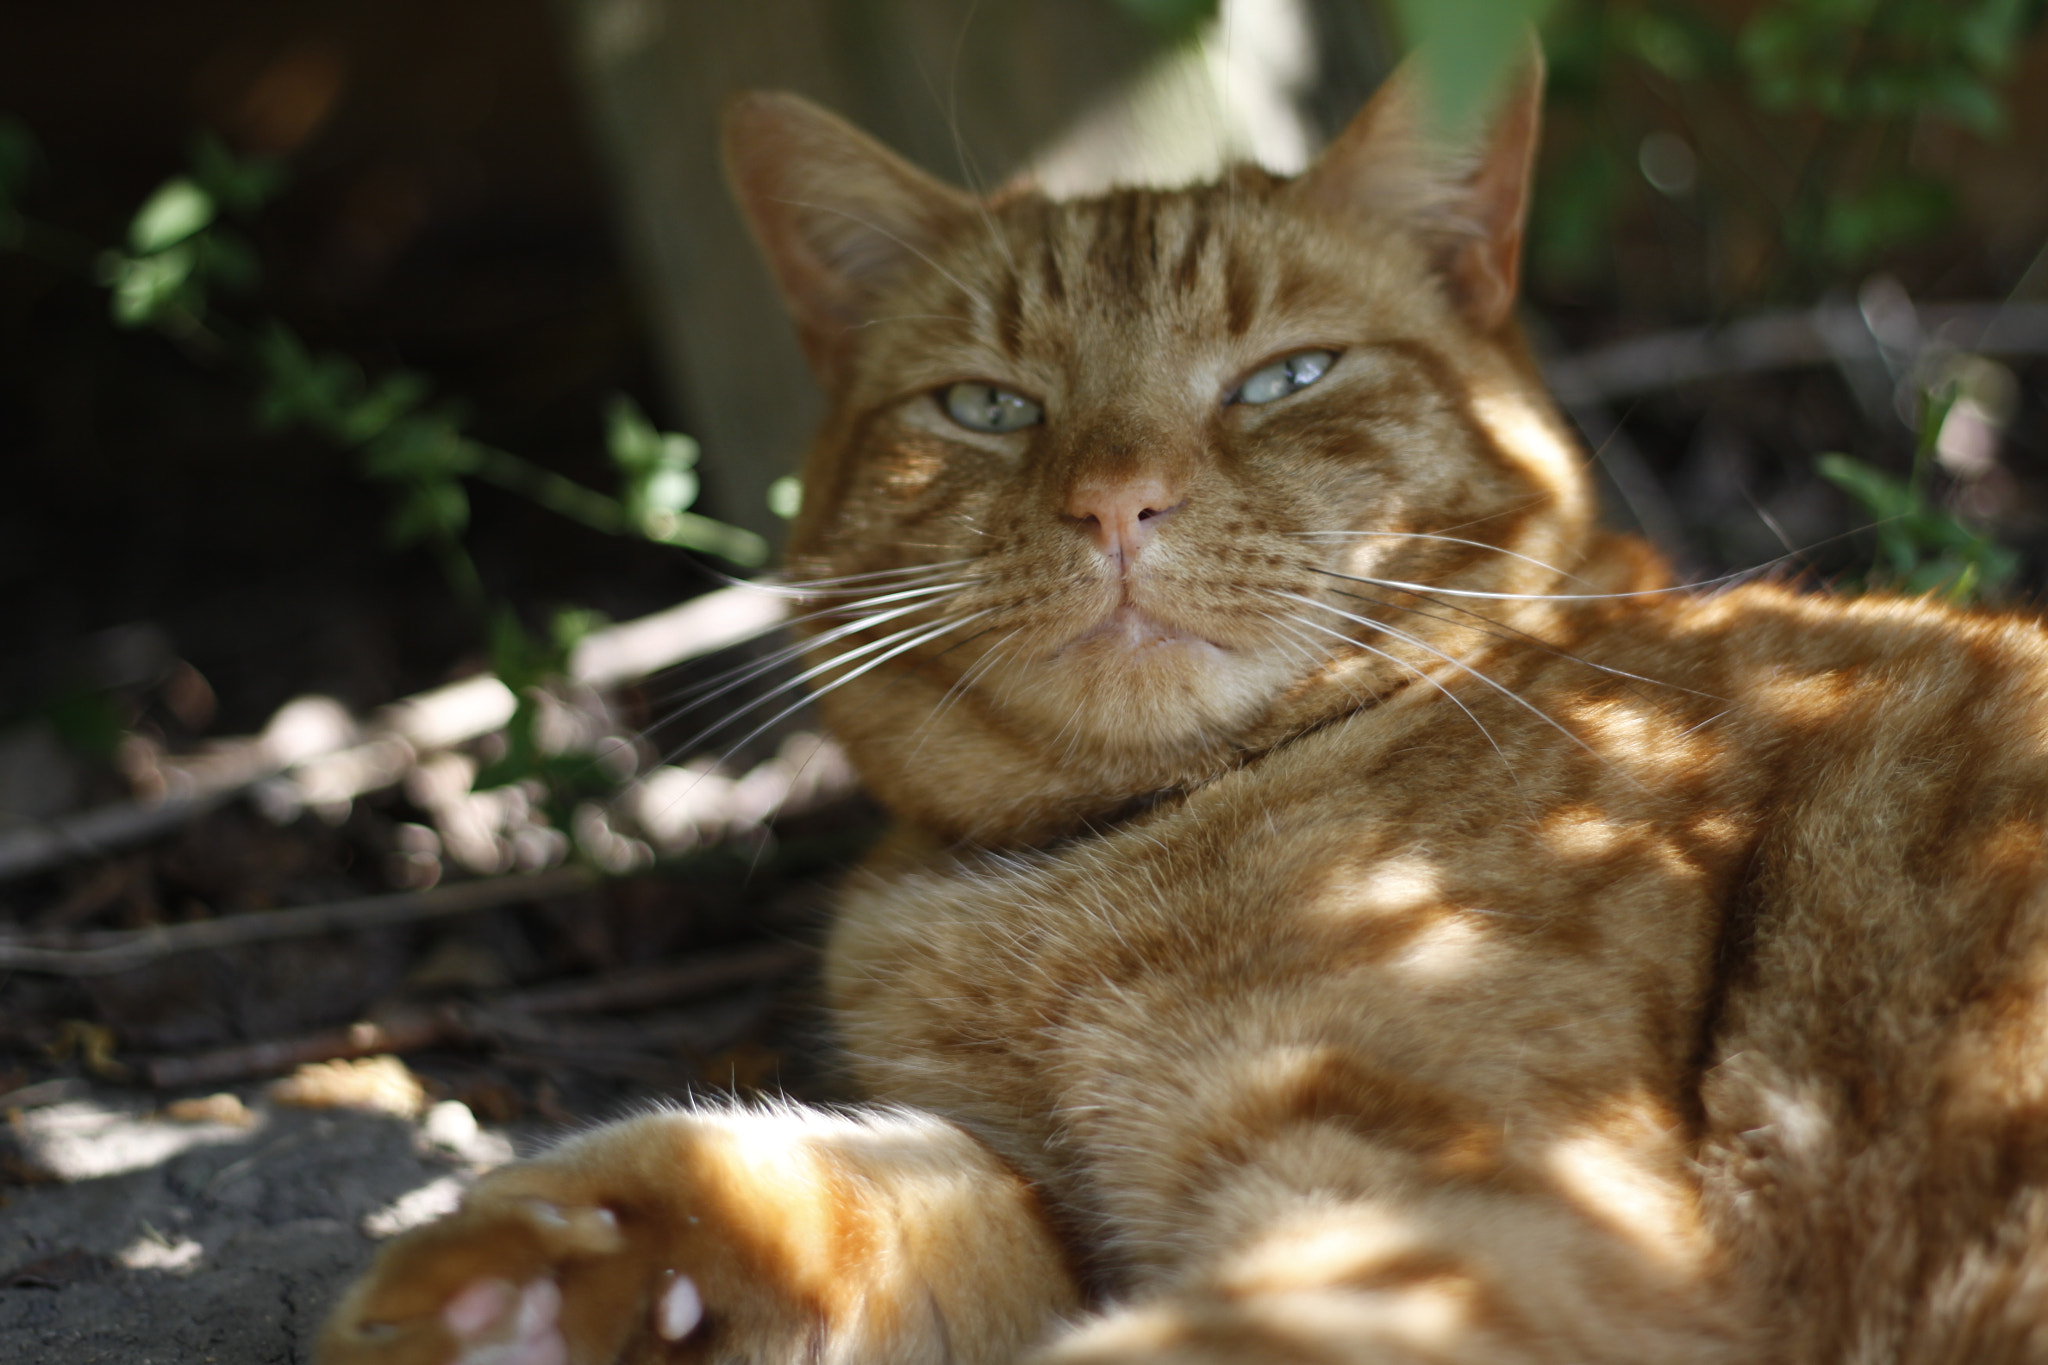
[1274,608,1528,800]
[1274,591,1639,790]
[1290,531,1594,588]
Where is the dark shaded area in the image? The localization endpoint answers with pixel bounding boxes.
[1,0,717,736]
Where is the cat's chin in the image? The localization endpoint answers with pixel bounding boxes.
[988,606,1295,760]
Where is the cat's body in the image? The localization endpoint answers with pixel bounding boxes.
[319,62,2048,1365]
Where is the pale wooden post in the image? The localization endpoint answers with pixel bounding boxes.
[554,0,1351,546]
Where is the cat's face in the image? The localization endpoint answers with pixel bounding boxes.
[727,68,1593,844]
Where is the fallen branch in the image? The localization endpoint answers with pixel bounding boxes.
[0,583,789,884]
[1543,301,2048,406]
[0,866,598,976]
[140,939,812,1088]
[143,1011,457,1090]
[497,940,807,1015]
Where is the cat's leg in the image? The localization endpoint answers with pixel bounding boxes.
[317,1103,1081,1365]
[1018,1185,1747,1365]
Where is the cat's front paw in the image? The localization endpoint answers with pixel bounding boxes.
[318,1189,659,1365]
[318,1106,1080,1365]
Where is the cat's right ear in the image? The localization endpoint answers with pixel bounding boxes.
[724,92,974,386]
[1289,45,1544,334]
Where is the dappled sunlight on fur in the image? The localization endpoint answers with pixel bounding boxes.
[326,50,2048,1365]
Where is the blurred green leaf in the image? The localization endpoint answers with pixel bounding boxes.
[767,474,804,520]
[1622,6,1726,82]
[1816,445,2018,603]
[128,177,214,254]
[640,467,700,518]
[196,227,261,293]
[387,478,470,548]
[1390,0,1559,134]
[551,606,604,656]
[105,243,198,327]
[1530,142,1617,288]
[255,322,361,432]
[361,412,480,482]
[1821,176,1952,266]
[190,132,284,213]
[1112,0,1218,41]
[0,114,38,208]
[337,370,432,445]
[609,392,750,554]
[605,394,674,473]
[45,690,127,761]
[1925,69,2006,135]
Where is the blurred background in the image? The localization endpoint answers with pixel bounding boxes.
[3,0,2048,1107]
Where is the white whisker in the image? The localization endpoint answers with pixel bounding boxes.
[735,609,999,762]
[1313,575,1727,703]
[1290,530,1593,587]
[1319,561,1776,603]
[1275,591,1637,789]
[1275,607,1526,796]
[652,587,972,713]
[660,606,976,762]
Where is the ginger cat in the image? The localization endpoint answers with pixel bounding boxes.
[319,58,2048,1365]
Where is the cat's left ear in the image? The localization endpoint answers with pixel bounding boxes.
[1290,45,1544,333]
[724,91,976,385]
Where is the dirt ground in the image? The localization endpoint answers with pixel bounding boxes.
[1,1084,530,1363]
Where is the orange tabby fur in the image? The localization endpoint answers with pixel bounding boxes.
[319,60,2048,1365]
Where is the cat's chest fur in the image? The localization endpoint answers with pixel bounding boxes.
[820,581,2048,1296]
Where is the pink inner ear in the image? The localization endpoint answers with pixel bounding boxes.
[1447,58,1542,332]
[723,90,975,385]
[1290,51,1544,333]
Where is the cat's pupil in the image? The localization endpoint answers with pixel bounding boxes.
[1236,350,1336,406]
[943,382,1042,434]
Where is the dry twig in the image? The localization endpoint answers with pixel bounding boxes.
[0,867,598,976]
[140,940,812,1089]
[0,584,787,883]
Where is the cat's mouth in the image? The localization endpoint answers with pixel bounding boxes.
[1063,603,1225,659]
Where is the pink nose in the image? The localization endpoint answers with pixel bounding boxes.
[1065,477,1184,569]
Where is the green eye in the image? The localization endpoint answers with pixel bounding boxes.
[942,382,1042,434]
[1234,350,1336,405]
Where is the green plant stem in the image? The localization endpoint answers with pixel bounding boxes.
[433,536,486,610]
[470,444,631,536]
[659,510,769,566]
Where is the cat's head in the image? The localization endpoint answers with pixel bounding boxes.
[726,61,1597,846]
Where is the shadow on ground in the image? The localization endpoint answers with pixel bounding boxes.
[1,1088,531,1364]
